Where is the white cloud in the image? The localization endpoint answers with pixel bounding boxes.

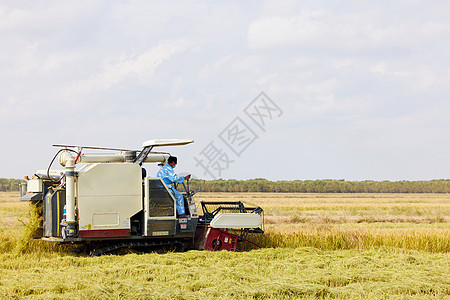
[247,3,450,54]
[369,61,412,78]
[68,39,192,95]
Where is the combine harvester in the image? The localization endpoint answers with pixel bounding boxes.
[20,139,264,255]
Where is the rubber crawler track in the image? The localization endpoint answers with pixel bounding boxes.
[89,239,184,256]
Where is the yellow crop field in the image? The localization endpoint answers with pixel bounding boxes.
[195,193,450,252]
[0,192,449,299]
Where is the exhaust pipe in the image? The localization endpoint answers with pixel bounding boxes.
[64,158,77,237]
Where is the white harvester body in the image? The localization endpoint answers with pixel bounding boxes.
[77,163,142,233]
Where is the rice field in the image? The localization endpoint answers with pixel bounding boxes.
[0,191,449,299]
[194,193,450,253]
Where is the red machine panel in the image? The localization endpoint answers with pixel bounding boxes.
[79,229,130,238]
[195,225,237,251]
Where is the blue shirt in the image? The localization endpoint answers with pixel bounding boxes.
[157,163,185,188]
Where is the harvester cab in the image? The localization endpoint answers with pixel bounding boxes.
[20,139,264,255]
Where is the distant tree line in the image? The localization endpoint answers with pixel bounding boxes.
[189,178,450,193]
[1,177,449,193]
[0,178,25,192]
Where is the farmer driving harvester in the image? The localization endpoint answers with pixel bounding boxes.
[157,156,191,218]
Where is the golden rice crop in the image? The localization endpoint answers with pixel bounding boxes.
[0,191,449,299]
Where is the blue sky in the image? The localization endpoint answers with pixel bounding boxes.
[1,0,449,181]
